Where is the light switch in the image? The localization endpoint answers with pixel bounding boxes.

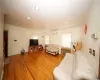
[92,32,100,39]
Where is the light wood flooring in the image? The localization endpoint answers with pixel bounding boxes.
[3,50,64,80]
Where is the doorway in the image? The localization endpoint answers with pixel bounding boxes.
[3,31,8,58]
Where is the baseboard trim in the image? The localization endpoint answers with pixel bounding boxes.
[0,62,4,80]
[0,70,4,80]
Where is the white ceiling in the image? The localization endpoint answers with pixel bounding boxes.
[3,0,93,30]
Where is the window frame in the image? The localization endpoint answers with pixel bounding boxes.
[61,32,72,48]
[44,35,49,45]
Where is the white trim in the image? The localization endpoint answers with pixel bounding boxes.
[3,62,4,69]
[0,62,4,80]
[0,70,4,80]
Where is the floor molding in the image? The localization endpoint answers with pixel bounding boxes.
[0,69,4,80]
[0,62,4,80]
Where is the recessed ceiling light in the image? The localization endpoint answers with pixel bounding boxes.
[65,21,67,24]
[35,6,39,11]
[27,17,30,20]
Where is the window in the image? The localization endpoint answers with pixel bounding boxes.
[45,35,49,44]
[62,33,71,48]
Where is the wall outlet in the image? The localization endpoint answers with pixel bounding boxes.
[93,50,95,56]
[89,48,92,54]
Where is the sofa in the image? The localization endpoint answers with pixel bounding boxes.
[45,44,61,55]
[53,53,74,80]
[53,51,98,80]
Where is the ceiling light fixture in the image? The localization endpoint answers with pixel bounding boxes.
[65,21,67,24]
[35,6,39,11]
[27,17,30,20]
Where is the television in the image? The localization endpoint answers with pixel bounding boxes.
[29,39,38,46]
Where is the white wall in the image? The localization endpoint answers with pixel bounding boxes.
[5,24,44,56]
[0,5,4,78]
[5,24,82,56]
[44,26,82,46]
[82,0,100,76]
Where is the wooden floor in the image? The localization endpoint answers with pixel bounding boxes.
[3,50,64,80]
